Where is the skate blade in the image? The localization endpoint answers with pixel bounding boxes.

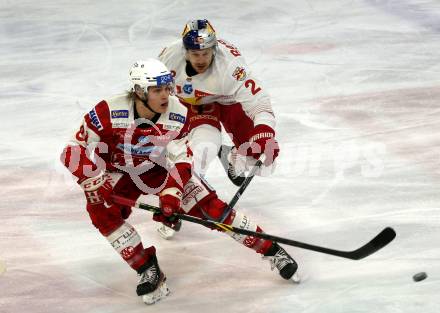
[156,223,175,240]
[142,281,170,305]
[291,272,301,284]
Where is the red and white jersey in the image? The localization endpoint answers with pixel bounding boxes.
[159,39,275,129]
[63,94,191,182]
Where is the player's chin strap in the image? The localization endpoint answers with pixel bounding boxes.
[133,88,161,115]
[111,194,396,260]
[141,97,160,115]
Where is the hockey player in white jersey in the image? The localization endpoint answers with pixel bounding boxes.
[159,19,279,180]
[157,19,280,238]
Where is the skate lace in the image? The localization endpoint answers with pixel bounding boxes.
[228,163,240,179]
[225,148,235,177]
[139,264,159,286]
[228,149,246,179]
[263,249,292,271]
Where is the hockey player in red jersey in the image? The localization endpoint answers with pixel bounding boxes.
[61,59,299,305]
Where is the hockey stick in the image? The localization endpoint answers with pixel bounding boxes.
[228,156,264,209]
[112,195,396,260]
[211,156,264,222]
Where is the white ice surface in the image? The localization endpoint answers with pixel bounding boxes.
[1,1,440,312]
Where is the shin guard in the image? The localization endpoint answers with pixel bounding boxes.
[223,210,273,255]
[106,222,149,271]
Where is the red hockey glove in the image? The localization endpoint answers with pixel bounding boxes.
[159,187,182,216]
[247,124,280,166]
[80,174,113,206]
[153,187,182,229]
[152,212,181,231]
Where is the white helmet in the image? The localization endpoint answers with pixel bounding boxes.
[129,59,174,94]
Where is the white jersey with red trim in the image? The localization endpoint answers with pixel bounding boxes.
[64,94,190,181]
[159,39,275,128]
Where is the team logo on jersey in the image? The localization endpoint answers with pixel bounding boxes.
[194,89,214,98]
[232,66,247,81]
[169,112,186,124]
[111,110,129,119]
[88,108,103,131]
[183,83,193,94]
[138,136,150,144]
[116,143,161,156]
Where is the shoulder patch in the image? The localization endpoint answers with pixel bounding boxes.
[169,112,186,124]
[111,110,129,118]
[232,66,247,81]
[89,108,103,131]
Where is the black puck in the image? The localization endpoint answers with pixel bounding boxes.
[412,272,427,282]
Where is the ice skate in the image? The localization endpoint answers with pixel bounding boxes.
[263,243,300,283]
[156,219,182,240]
[218,145,246,186]
[137,255,170,304]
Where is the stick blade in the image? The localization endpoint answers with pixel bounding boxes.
[348,227,396,260]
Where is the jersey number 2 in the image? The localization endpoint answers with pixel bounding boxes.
[245,79,261,95]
